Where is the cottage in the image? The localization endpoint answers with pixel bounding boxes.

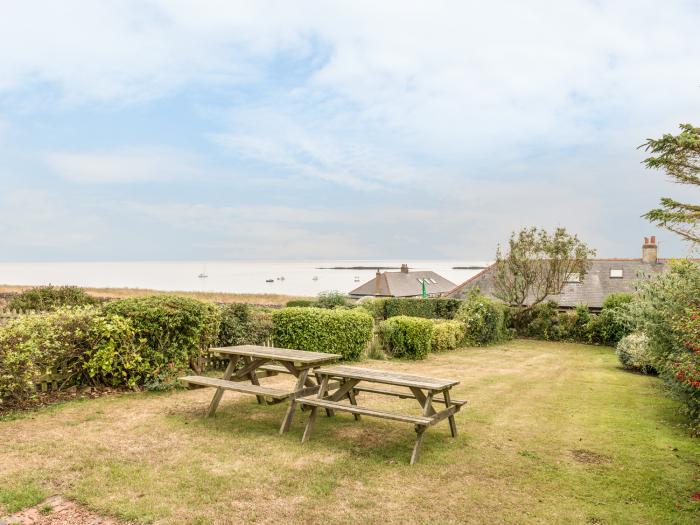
[448,236,679,310]
[349,264,456,298]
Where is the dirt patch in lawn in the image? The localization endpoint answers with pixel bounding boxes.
[570,448,612,465]
[1,495,128,525]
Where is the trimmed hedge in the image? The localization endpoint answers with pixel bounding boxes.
[218,304,274,346]
[272,307,373,360]
[103,295,221,374]
[431,320,465,352]
[286,299,316,308]
[383,297,462,320]
[378,315,433,359]
[455,294,509,346]
[616,333,655,374]
[8,285,99,312]
[0,307,147,403]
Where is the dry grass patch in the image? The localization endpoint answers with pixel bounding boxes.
[1,340,699,524]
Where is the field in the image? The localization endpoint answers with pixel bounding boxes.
[1,340,698,524]
[0,284,307,306]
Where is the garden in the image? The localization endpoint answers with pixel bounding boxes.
[0,264,699,523]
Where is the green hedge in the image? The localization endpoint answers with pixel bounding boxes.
[103,295,221,374]
[8,286,99,312]
[383,297,462,320]
[455,294,509,346]
[431,320,466,352]
[378,315,433,359]
[0,307,147,403]
[272,307,373,360]
[285,299,316,308]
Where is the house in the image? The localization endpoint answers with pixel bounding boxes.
[448,236,678,310]
[349,264,457,298]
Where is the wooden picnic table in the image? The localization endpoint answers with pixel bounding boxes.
[179,345,341,434]
[297,365,466,464]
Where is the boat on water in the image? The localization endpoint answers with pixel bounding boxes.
[265,279,274,283]
[198,273,208,279]
[312,276,319,281]
[353,276,360,282]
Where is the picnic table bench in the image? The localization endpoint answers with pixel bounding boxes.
[298,365,465,464]
[180,345,341,434]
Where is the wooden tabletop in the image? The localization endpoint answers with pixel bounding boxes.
[209,345,341,364]
[314,365,459,391]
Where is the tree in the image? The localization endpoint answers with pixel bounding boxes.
[493,227,596,308]
[641,123,700,244]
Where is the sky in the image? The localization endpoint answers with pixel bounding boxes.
[0,0,699,262]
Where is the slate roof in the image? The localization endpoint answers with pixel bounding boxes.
[448,258,676,309]
[349,270,457,298]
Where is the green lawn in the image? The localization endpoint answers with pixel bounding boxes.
[1,340,698,524]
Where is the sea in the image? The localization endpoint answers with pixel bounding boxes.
[0,260,489,297]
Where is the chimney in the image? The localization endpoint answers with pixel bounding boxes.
[642,235,658,264]
[374,269,382,295]
[400,263,409,273]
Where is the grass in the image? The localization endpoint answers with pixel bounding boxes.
[0,340,698,524]
[0,284,308,306]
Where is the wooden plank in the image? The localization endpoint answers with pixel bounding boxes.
[410,390,435,465]
[409,387,436,416]
[297,398,432,425]
[426,404,460,427]
[302,375,330,444]
[353,385,466,406]
[179,376,290,399]
[209,345,341,364]
[314,365,459,390]
[259,363,290,374]
[205,356,239,417]
[443,389,458,437]
[280,367,310,434]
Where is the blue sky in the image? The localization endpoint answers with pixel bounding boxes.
[1,0,699,261]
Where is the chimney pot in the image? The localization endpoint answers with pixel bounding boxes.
[642,235,658,264]
[400,263,409,273]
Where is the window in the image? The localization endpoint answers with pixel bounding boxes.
[565,273,581,283]
[610,268,623,279]
[430,278,437,284]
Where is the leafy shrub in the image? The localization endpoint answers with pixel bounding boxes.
[455,294,509,346]
[510,301,558,340]
[246,309,274,345]
[431,320,466,352]
[316,291,349,309]
[272,307,372,360]
[0,307,146,403]
[286,299,316,308]
[8,286,99,312]
[103,295,221,375]
[218,303,251,346]
[378,316,433,359]
[616,333,656,374]
[383,297,462,320]
[356,298,387,319]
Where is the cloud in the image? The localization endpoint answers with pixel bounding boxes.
[45,149,199,183]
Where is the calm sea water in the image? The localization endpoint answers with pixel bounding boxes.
[0,260,488,297]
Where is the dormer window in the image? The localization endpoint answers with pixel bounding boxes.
[565,273,582,283]
[610,269,623,279]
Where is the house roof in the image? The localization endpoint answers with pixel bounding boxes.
[447,259,675,308]
[349,270,457,297]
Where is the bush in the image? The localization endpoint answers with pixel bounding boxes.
[355,298,387,319]
[595,293,634,346]
[272,307,373,360]
[316,291,349,309]
[246,309,275,345]
[218,303,251,346]
[378,316,433,359]
[286,299,316,308]
[8,286,99,312]
[383,297,462,320]
[103,295,221,375]
[0,307,146,403]
[431,320,466,352]
[455,294,509,346]
[616,333,656,374]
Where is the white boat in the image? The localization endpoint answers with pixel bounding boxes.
[312,276,319,281]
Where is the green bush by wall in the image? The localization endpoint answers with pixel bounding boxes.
[272,307,373,360]
[616,333,656,374]
[103,295,221,374]
[378,315,433,359]
[383,297,462,320]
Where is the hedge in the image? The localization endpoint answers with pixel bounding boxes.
[218,304,274,346]
[0,307,147,403]
[103,295,221,374]
[455,294,509,346]
[272,307,373,360]
[383,297,462,320]
[8,285,99,312]
[378,315,433,359]
[431,320,466,352]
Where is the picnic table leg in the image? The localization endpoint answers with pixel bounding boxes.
[347,385,361,421]
[443,389,458,438]
[410,390,434,465]
[279,367,310,434]
[302,375,329,443]
[244,356,266,405]
[206,356,239,418]
[315,372,333,417]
